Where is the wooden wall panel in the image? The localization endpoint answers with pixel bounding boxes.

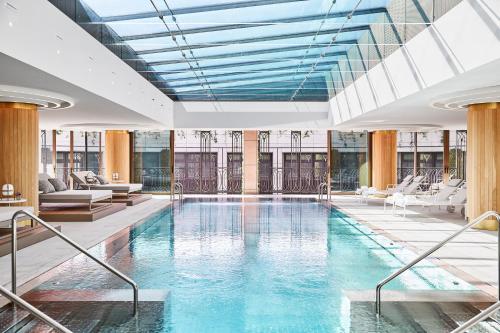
[371,130,397,190]
[0,103,39,210]
[105,130,130,183]
[467,103,500,230]
[243,131,258,194]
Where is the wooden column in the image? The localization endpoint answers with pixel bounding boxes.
[105,130,130,183]
[467,102,500,230]
[327,130,332,195]
[243,131,259,194]
[170,130,175,194]
[371,130,397,190]
[0,103,39,209]
[51,129,57,176]
[443,130,450,184]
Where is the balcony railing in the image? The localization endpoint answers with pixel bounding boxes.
[134,167,170,193]
[259,167,327,194]
[331,169,360,191]
[397,167,458,185]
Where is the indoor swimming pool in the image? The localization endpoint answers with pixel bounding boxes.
[30,198,475,332]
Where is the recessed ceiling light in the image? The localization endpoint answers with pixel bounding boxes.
[111,81,115,85]
[88,68,92,72]
[8,21,13,27]
[56,50,61,55]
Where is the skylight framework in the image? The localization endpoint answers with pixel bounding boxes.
[68,0,464,101]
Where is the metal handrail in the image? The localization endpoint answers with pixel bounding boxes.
[0,284,72,332]
[376,210,500,316]
[318,182,328,201]
[10,210,139,315]
[171,182,184,201]
[451,301,500,333]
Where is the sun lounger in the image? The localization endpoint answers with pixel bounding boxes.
[383,176,426,209]
[39,174,112,211]
[0,206,34,227]
[393,184,467,217]
[71,171,142,197]
[376,175,414,196]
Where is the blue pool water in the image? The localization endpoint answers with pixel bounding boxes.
[37,198,474,332]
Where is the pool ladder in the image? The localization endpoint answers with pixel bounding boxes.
[171,182,184,201]
[1,210,140,332]
[317,182,329,201]
[375,210,500,332]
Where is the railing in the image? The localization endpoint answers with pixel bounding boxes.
[318,183,329,201]
[259,167,328,194]
[10,210,139,315]
[331,168,360,191]
[0,284,72,332]
[397,167,458,185]
[375,210,500,316]
[134,167,170,192]
[170,182,184,201]
[451,301,500,333]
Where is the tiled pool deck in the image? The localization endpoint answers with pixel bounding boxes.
[330,195,499,298]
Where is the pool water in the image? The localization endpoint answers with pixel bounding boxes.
[36,198,474,332]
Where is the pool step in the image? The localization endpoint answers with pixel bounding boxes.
[0,289,169,333]
[350,301,500,333]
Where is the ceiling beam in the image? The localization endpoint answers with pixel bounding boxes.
[101,0,308,22]
[136,25,371,54]
[151,60,339,76]
[148,51,347,67]
[170,72,327,89]
[139,40,356,64]
[120,8,386,41]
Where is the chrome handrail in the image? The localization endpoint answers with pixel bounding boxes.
[318,182,328,201]
[451,301,500,333]
[171,182,184,201]
[0,284,72,332]
[10,210,139,315]
[376,210,500,316]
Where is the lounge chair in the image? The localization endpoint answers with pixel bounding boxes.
[376,175,414,196]
[39,174,112,211]
[71,171,142,198]
[383,176,426,210]
[393,183,467,217]
[0,206,34,227]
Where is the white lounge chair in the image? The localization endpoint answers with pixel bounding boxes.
[71,171,142,198]
[376,175,414,196]
[393,185,467,217]
[383,176,426,210]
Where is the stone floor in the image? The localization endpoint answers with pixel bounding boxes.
[331,195,499,298]
[0,196,171,293]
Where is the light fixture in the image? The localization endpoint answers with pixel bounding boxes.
[2,184,14,198]
[8,21,13,27]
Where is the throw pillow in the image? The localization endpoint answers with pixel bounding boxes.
[95,175,110,185]
[48,178,67,192]
[39,180,56,194]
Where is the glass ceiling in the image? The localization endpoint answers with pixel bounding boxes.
[80,0,395,101]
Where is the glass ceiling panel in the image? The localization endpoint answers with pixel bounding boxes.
[79,0,396,101]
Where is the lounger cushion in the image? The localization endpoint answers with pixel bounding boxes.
[39,190,112,201]
[90,183,142,193]
[39,180,56,194]
[48,178,67,192]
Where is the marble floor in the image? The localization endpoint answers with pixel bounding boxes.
[331,195,499,298]
[0,196,171,294]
